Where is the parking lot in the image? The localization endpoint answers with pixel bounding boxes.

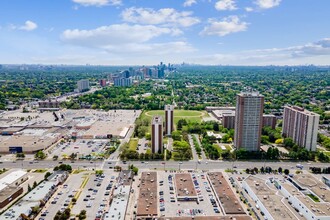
[137,138,148,154]
[36,172,87,219]
[48,139,108,160]
[157,171,221,217]
[72,170,118,219]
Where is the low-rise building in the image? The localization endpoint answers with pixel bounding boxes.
[275,174,330,220]
[0,170,27,209]
[136,172,158,219]
[1,171,68,220]
[104,170,133,220]
[242,176,297,220]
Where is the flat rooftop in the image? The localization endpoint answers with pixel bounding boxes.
[105,185,130,220]
[159,216,252,220]
[0,170,27,191]
[212,110,235,118]
[84,121,126,137]
[152,115,163,124]
[297,195,330,216]
[0,134,58,152]
[238,91,263,97]
[208,172,245,215]
[292,173,330,203]
[137,172,158,217]
[0,186,22,203]
[285,105,320,116]
[1,173,61,219]
[245,176,296,220]
[175,173,197,198]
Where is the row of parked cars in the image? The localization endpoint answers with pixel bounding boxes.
[192,174,204,203]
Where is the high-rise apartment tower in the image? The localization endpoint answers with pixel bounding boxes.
[234,92,264,151]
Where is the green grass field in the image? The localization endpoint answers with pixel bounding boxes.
[128,138,138,151]
[142,110,207,124]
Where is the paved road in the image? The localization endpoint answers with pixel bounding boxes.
[188,134,199,161]
[1,160,328,172]
[193,134,207,160]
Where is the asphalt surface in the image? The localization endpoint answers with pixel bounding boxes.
[1,159,327,171]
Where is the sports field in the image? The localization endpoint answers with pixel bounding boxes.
[142,110,207,124]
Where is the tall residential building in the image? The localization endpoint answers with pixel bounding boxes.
[164,105,174,136]
[223,113,236,130]
[262,114,277,129]
[151,116,163,154]
[282,106,319,151]
[99,79,107,87]
[77,79,90,92]
[114,77,133,87]
[234,92,264,151]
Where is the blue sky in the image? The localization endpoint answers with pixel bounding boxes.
[0,0,330,65]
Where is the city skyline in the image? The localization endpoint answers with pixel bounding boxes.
[0,0,330,65]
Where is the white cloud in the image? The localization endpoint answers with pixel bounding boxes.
[72,0,121,7]
[200,16,248,37]
[215,0,237,11]
[61,24,177,45]
[60,23,194,55]
[254,0,281,9]
[183,0,197,7]
[121,7,200,27]
[189,38,330,65]
[10,20,38,31]
[245,7,253,12]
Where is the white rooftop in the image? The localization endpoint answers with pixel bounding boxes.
[0,170,27,192]
[104,185,130,220]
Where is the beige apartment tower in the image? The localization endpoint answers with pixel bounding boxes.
[164,105,174,136]
[234,92,264,151]
[282,106,319,151]
[151,116,163,154]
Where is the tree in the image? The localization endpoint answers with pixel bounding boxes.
[177,119,187,130]
[33,181,37,188]
[284,138,294,148]
[213,123,220,131]
[132,167,139,175]
[261,135,269,144]
[69,153,77,160]
[44,172,52,180]
[171,130,182,141]
[278,167,283,173]
[284,169,290,175]
[28,184,32,192]
[260,167,265,173]
[78,210,87,220]
[35,150,46,160]
[275,139,283,144]
[95,170,103,176]
[16,153,25,159]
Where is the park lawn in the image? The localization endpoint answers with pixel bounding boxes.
[142,110,207,124]
[128,138,138,151]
